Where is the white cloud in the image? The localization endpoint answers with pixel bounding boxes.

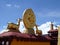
[14,5,20,8]
[6,4,12,7]
[6,4,20,9]
[38,22,57,34]
[0,29,9,34]
[0,25,9,34]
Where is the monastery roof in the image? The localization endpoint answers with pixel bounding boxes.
[0,32,51,42]
[48,29,58,33]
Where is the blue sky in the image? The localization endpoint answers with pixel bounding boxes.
[0,0,60,31]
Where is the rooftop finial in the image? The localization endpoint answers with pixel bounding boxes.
[50,22,53,30]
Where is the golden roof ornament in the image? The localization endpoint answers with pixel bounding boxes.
[23,8,36,29]
[22,8,36,34]
[7,18,22,32]
[35,24,42,35]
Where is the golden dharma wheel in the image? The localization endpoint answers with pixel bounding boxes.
[23,8,36,28]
